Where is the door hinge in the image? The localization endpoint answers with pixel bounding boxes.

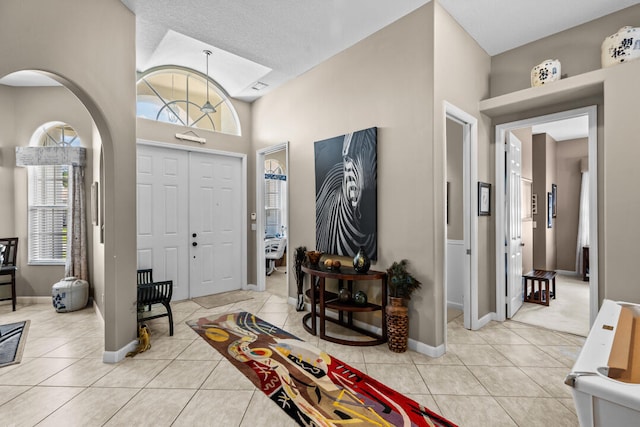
[466,249,471,255]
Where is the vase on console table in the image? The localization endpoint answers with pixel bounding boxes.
[353,246,370,273]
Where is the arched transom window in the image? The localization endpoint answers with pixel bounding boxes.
[136,67,241,136]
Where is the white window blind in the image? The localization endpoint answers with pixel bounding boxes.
[265,178,282,237]
[28,164,68,263]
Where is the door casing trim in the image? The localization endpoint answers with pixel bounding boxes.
[136,138,248,292]
[493,106,598,325]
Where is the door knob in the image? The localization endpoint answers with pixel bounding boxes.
[192,242,198,247]
[192,233,197,238]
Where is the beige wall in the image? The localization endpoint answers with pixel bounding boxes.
[0,85,17,237]
[252,3,444,346]
[490,4,640,97]
[1,0,138,352]
[0,86,94,300]
[556,138,588,271]
[532,133,557,270]
[434,2,492,320]
[488,7,640,306]
[446,118,463,241]
[603,61,640,302]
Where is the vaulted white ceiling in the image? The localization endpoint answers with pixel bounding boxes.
[1,0,637,103]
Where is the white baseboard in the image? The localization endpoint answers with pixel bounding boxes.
[286,296,445,358]
[410,339,445,358]
[103,340,139,364]
[556,270,579,276]
[475,312,495,330]
[447,301,463,311]
[245,283,259,291]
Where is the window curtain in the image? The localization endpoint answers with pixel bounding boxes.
[65,165,88,280]
[575,171,589,274]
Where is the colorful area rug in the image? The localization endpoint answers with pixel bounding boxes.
[187,311,456,426]
[0,320,29,368]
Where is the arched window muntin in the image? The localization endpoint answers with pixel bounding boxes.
[136,66,241,136]
[28,121,81,264]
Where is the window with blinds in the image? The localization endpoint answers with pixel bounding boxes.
[28,164,68,263]
[27,122,79,264]
[264,159,286,238]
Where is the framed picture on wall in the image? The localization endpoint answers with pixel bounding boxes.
[552,183,557,218]
[91,182,99,226]
[478,182,491,216]
[547,192,553,228]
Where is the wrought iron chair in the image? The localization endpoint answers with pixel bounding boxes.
[0,237,18,311]
[136,268,174,336]
[265,237,286,276]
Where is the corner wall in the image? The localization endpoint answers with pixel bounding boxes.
[252,3,440,346]
[488,6,640,306]
[433,1,492,321]
[1,0,138,353]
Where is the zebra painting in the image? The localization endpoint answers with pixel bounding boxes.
[314,127,377,260]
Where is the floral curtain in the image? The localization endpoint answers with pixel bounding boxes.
[65,165,88,280]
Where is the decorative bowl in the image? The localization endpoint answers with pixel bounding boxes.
[602,26,640,68]
[306,251,323,265]
[531,59,561,87]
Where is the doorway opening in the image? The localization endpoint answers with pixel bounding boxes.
[136,140,247,301]
[256,143,289,297]
[495,106,598,336]
[444,102,479,339]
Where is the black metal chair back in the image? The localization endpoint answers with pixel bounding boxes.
[0,237,19,311]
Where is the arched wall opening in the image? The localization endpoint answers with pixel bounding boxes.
[1,0,138,361]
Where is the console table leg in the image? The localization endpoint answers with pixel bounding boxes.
[319,277,326,339]
[310,276,317,335]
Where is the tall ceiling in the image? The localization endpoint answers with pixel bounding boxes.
[1,0,637,103]
[121,0,638,101]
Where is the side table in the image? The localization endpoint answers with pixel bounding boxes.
[302,264,387,346]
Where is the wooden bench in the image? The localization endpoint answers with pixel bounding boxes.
[523,270,557,306]
[137,269,174,336]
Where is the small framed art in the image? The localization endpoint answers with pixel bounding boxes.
[552,183,557,218]
[478,182,491,216]
[547,192,553,228]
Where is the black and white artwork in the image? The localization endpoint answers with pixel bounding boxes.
[314,127,377,260]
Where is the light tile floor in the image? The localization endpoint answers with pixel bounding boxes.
[0,272,583,426]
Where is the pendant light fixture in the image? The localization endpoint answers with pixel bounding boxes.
[200,50,216,114]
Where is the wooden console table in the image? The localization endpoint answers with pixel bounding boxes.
[302,264,387,346]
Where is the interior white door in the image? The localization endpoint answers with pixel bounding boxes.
[189,152,243,298]
[136,145,190,301]
[506,132,523,318]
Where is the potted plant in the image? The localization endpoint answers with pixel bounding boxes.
[386,259,421,353]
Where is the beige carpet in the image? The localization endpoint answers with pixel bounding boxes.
[192,291,253,309]
[512,273,590,336]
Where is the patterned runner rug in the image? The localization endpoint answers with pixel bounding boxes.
[187,311,456,426]
[0,320,29,368]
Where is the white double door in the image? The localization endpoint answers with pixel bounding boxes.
[137,144,242,300]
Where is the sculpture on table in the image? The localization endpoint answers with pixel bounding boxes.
[294,246,307,311]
